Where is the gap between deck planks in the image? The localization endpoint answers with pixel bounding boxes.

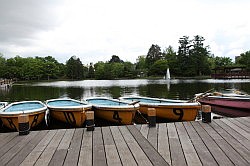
[0,117,249,166]
[137,117,250,166]
[0,126,169,166]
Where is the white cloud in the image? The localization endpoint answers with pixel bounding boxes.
[0,0,250,64]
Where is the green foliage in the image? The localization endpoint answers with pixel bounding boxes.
[213,56,233,67]
[0,55,64,80]
[149,59,168,76]
[66,56,83,80]
[162,46,178,76]
[88,63,95,78]
[145,44,162,69]
[175,35,211,76]
[237,51,250,70]
[0,38,248,80]
[109,55,123,63]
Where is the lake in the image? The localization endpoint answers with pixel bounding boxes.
[1,79,250,102]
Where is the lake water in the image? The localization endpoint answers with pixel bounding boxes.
[1,79,250,102]
[1,79,250,131]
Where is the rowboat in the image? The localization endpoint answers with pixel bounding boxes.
[197,90,250,117]
[0,102,8,110]
[119,96,201,121]
[85,97,139,125]
[0,101,47,131]
[46,98,92,127]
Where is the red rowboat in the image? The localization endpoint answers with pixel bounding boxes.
[197,90,250,117]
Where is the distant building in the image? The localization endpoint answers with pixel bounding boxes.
[211,66,250,79]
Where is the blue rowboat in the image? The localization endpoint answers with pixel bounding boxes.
[0,101,47,131]
[46,98,92,127]
[119,96,201,121]
[85,97,139,125]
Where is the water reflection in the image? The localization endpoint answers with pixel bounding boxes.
[0,79,250,102]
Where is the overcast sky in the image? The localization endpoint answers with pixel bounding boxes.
[0,0,249,64]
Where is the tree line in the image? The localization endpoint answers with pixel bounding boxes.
[0,35,249,80]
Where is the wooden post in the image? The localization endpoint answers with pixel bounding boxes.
[147,108,156,127]
[86,111,95,131]
[18,114,30,135]
[202,105,211,123]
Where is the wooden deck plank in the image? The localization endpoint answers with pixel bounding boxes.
[0,132,17,151]
[175,122,202,166]
[228,118,250,133]
[167,123,187,166]
[0,117,249,166]
[20,130,57,166]
[140,124,149,138]
[147,124,158,149]
[63,128,84,166]
[49,129,75,166]
[221,118,250,139]
[34,129,66,166]
[215,119,250,151]
[0,132,9,140]
[110,126,137,166]
[102,126,122,166]
[6,130,48,166]
[0,132,23,158]
[183,122,218,166]
[93,127,107,166]
[78,128,93,166]
[191,121,234,166]
[234,117,250,128]
[119,126,153,166]
[135,124,142,130]
[127,125,169,166]
[157,123,171,165]
[0,131,39,165]
[200,121,249,165]
[209,121,250,164]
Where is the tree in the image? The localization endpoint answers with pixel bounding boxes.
[88,63,95,78]
[123,61,135,78]
[0,54,6,78]
[145,44,162,69]
[189,35,211,76]
[176,36,191,76]
[149,59,168,76]
[213,56,233,67]
[237,51,250,70]
[162,46,178,76]
[66,56,83,79]
[109,55,123,63]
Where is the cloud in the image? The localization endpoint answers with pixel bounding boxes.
[0,0,250,64]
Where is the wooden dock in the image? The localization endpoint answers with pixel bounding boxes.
[0,117,249,166]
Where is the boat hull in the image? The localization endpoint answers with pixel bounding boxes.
[198,96,250,110]
[120,96,200,121]
[93,107,136,125]
[139,104,200,121]
[49,107,91,127]
[0,110,46,131]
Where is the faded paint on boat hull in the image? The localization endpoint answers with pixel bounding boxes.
[93,107,136,125]
[49,107,91,127]
[139,104,200,121]
[0,111,46,131]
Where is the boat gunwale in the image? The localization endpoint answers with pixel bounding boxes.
[0,100,47,115]
[46,98,92,110]
[119,96,200,107]
[0,102,8,110]
[85,97,140,109]
[206,95,250,100]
